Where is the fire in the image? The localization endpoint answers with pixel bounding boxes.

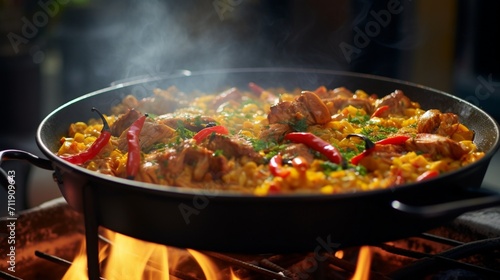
[101,231,169,280]
[63,229,240,280]
[351,246,372,280]
[187,249,219,280]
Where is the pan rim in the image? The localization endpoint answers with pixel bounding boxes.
[36,67,500,200]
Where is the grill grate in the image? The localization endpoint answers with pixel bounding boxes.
[1,198,500,279]
[1,234,499,280]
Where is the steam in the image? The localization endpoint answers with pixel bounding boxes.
[101,0,264,81]
[75,0,420,87]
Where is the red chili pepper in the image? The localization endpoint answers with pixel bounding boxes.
[127,113,148,178]
[193,125,229,144]
[284,132,343,164]
[350,150,372,165]
[375,135,411,145]
[371,105,389,118]
[268,182,281,194]
[248,82,265,96]
[60,108,111,165]
[269,154,290,178]
[347,134,410,165]
[292,156,309,174]
[416,170,439,181]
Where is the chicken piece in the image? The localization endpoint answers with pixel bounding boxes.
[281,143,315,164]
[202,135,264,164]
[375,90,416,116]
[173,142,229,181]
[110,108,142,136]
[417,109,461,137]
[314,86,354,99]
[268,91,330,126]
[405,133,469,160]
[259,123,293,142]
[268,102,292,124]
[135,161,161,184]
[116,121,176,151]
[156,113,217,132]
[301,91,332,124]
[135,140,231,185]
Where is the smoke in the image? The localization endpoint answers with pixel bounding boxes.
[57,0,419,96]
[99,0,266,81]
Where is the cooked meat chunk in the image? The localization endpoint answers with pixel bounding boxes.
[268,102,292,125]
[202,135,264,164]
[417,109,460,137]
[134,159,160,184]
[259,123,293,142]
[110,108,142,136]
[314,86,354,99]
[181,144,229,181]
[375,90,416,116]
[268,91,330,126]
[281,143,315,164]
[169,142,229,181]
[405,133,468,159]
[136,143,229,185]
[116,121,175,151]
[300,91,332,124]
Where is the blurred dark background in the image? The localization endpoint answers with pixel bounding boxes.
[1,0,500,215]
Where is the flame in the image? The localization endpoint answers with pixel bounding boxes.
[63,235,111,280]
[102,231,169,280]
[229,268,241,280]
[351,246,372,280]
[187,249,220,280]
[63,229,235,280]
[62,243,90,280]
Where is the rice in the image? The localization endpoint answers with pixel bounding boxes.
[56,85,484,195]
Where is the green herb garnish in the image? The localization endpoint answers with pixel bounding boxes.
[289,118,308,132]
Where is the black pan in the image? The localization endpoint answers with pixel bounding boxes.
[2,68,500,254]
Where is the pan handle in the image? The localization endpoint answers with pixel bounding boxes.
[0,149,54,191]
[391,189,500,219]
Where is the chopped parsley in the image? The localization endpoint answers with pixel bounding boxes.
[249,138,287,161]
[354,165,368,176]
[213,149,224,156]
[250,138,283,152]
[193,115,203,127]
[147,142,167,153]
[175,121,195,142]
[320,161,342,175]
[289,118,308,132]
[347,112,369,125]
[360,125,398,142]
[342,148,361,162]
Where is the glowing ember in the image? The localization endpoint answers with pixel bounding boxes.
[334,250,344,259]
